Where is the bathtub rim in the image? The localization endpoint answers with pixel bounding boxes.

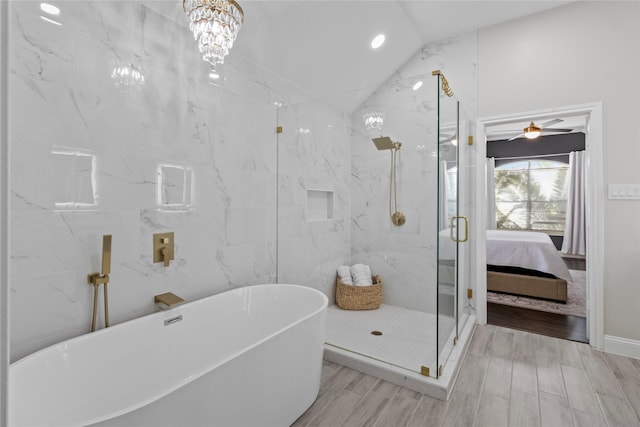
[9,283,328,427]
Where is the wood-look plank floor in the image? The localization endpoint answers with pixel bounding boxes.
[293,325,640,427]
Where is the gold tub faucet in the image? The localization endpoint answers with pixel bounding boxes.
[154,292,185,310]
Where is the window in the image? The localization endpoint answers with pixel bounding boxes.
[495,159,569,232]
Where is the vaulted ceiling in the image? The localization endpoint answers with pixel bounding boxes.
[144,1,572,112]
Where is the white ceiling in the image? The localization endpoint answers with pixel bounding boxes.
[144,0,573,112]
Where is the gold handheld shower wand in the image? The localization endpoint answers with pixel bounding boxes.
[371,137,405,226]
[87,234,112,332]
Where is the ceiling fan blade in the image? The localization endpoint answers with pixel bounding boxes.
[489,130,522,135]
[508,133,524,141]
[540,128,573,133]
[541,118,563,127]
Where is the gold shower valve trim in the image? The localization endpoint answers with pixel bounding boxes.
[153,232,175,267]
[391,212,406,226]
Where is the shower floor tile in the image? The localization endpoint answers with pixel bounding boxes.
[325,304,455,374]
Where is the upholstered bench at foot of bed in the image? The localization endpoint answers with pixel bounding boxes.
[487,271,568,303]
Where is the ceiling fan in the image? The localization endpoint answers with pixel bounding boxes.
[493,119,573,141]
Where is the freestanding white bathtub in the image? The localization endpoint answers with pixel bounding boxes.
[9,284,328,427]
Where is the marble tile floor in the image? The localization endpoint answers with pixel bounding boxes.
[293,324,640,427]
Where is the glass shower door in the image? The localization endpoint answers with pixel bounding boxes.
[276,72,442,378]
[435,71,462,375]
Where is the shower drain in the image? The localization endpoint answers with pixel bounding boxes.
[371,330,383,336]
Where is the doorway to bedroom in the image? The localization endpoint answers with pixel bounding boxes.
[481,111,591,344]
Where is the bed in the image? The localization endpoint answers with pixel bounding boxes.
[486,230,571,302]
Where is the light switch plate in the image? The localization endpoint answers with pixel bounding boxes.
[608,184,640,199]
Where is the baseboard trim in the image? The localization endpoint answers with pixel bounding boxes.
[604,335,640,360]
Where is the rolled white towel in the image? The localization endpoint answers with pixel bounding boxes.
[363,264,372,281]
[351,263,373,286]
[337,265,353,285]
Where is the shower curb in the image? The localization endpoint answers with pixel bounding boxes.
[323,314,476,401]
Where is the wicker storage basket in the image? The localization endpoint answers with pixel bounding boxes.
[335,275,383,310]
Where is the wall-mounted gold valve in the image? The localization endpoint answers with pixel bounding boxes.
[391,211,406,226]
[153,232,174,267]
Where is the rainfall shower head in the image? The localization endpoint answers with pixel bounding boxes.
[372,136,399,150]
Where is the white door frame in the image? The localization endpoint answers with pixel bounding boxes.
[0,0,10,424]
[473,102,604,350]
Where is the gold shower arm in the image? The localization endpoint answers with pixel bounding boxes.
[432,70,454,97]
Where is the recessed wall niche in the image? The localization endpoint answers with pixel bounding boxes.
[306,189,335,222]
[51,148,97,209]
[157,164,193,210]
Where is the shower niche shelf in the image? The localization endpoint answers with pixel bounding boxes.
[306,189,335,222]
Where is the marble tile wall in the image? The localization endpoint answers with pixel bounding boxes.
[350,32,478,313]
[277,103,352,299]
[8,1,325,361]
[8,0,477,361]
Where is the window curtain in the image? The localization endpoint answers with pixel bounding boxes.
[561,151,586,255]
[486,157,496,229]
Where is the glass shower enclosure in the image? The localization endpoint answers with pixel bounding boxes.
[275,70,472,380]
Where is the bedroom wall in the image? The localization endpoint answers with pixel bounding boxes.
[478,1,640,342]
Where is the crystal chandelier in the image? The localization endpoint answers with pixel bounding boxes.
[183,0,244,69]
[110,57,145,96]
[362,109,385,134]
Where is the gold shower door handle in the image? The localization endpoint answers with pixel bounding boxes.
[450,216,469,243]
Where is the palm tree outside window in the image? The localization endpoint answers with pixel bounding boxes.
[494,160,569,232]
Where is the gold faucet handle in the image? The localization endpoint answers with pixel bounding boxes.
[161,248,170,267]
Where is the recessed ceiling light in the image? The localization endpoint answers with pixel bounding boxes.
[40,3,60,16]
[40,15,61,26]
[371,34,385,49]
[412,81,423,91]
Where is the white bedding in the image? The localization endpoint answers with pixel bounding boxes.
[487,230,572,283]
